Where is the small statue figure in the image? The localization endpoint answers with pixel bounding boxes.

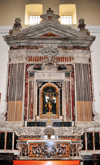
[45,94,54,112]
[9,18,22,35]
[13,18,22,29]
[78,18,90,36]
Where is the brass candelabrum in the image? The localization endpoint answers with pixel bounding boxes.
[23,115,25,127]
[48,109,51,122]
[74,107,76,127]
[62,115,64,127]
[35,115,37,126]
[74,115,76,127]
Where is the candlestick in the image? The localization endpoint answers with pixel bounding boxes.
[49,109,51,122]
[23,115,25,127]
[35,115,37,126]
[62,115,64,127]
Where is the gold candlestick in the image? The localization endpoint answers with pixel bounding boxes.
[62,115,64,127]
[74,107,75,127]
[23,115,25,127]
[49,109,51,122]
[35,115,37,126]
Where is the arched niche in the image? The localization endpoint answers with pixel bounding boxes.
[39,83,60,119]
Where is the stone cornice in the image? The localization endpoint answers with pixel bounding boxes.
[4,36,95,48]
[3,21,95,47]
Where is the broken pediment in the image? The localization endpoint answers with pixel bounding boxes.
[27,58,72,72]
[27,58,58,72]
[27,64,42,72]
[41,60,57,71]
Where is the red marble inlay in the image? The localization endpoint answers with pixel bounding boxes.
[10,46,43,50]
[89,65,94,120]
[71,65,75,121]
[6,64,11,120]
[24,65,28,120]
[58,46,90,50]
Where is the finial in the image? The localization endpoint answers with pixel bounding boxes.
[46,8,54,14]
[40,8,59,23]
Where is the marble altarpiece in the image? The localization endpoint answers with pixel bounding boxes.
[0,8,100,165]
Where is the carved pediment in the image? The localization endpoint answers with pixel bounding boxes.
[11,22,91,38]
[27,64,42,72]
[4,8,95,48]
[4,21,95,48]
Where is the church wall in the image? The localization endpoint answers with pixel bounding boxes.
[0,0,100,28]
[90,26,100,117]
[0,27,9,114]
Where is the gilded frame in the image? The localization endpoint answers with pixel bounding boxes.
[39,83,60,119]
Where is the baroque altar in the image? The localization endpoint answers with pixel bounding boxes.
[0,8,98,165]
